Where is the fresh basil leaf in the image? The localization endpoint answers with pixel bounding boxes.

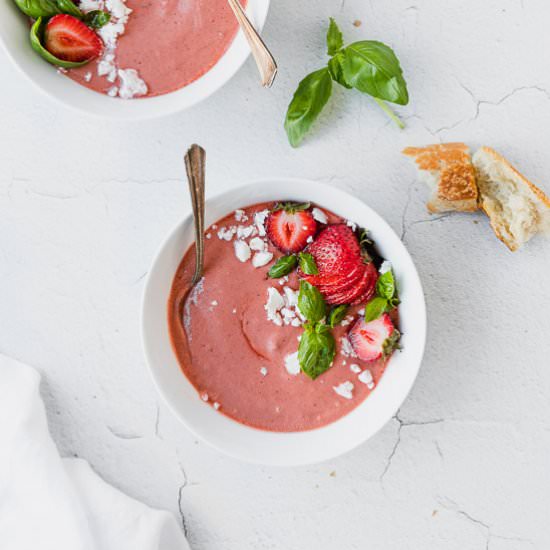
[267,255,297,278]
[341,40,409,105]
[387,296,401,310]
[54,0,82,17]
[284,68,333,147]
[382,328,401,358]
[298,252,318,275]
[363,296,388,322]
[83,9,111,28]
[328,304,348,328]
[328,52,352,89]
[30,17,90,69]
[326,17,343,56]
[376,270,395,300]
[14,0,82,17]
[298,280,326,323]
[298,323,336,379]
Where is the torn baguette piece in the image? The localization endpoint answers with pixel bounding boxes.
[403,143,479,213]
[472,146,550,251]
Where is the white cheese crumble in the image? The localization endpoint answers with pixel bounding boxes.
[350,363,362,374]
[260,367,268,376]
[210,300,218,307]
[107,86,118,97]
[252,251,273,268]
[346,220,357,231]
[249,237,266,251]
[234,209,248,222]
[201,392,209,402]
[236,225,255,239]
[84,71,92,82]
[341,315,355,327]
[265,287,285,326]
[340,336,358,358]
[118,68,148,99]
[217,227,234,241]
[312,207,328,224]
[333,381,354,399]
[283,286,298,307]
[234,240,251,262]
[358,369,375,389]
[206,233,211,239]
[284,352,300,376]
[254,210,269,236]
[306,235,314,244]
[213,402,221,410]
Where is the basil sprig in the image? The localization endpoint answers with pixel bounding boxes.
[297,281,335,379]
[83,10,111,28]
[285,18,409,147]
[268,255,297,279]
[327,304,348,328]
[30,17,90,68]
[364,269,400,322]
[299,323,336,380]
[13,0,80,17]
[298,252,318,275]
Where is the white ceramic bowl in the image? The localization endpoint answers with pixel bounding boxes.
[0,0,270,119]
[142,179,426,466]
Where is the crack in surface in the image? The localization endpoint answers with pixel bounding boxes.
[177,463,189,538]
[380,411,444,480]
[438,496,534,549]
[107,426,144,440]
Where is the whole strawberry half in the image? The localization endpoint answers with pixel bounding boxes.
[348,313,400,362]
[45,15,103,62]
[265,203,317,253]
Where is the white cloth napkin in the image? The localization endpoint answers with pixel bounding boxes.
[0,354,190,550]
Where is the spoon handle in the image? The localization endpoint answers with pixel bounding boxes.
[184,144,206,285]
[226,0,277,88]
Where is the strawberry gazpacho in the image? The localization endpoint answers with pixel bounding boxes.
[168,202,401,432]
[13,0,244,99]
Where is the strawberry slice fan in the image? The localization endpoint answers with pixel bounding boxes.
[299,224,378,305]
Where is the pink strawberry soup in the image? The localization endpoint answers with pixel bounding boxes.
[67,0,244,98]
[167,202,400,432]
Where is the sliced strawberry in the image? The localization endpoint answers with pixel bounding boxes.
[45,15,103,63]
[348,313,399,362]
[265,205,317,253]
[324,262,378,305]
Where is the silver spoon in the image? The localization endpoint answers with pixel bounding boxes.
[226,0,277,87]
[184,144,206,285]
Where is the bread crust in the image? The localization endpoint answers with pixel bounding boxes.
[403,143,479,212]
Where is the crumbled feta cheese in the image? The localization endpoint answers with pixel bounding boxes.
[291,318,301,327]
[254,210,269,236]
[346,220,357,231]
[206,233,211,239]
[350,363,362,374]
[340,336,358,358]
[107,86,118,97]
[341,315,355,327]
[252,251,273,268]
[333,381,354,399]
[201,392,209,402]
[211,300,218,306]
[265,287,285,325]
[79,0,102,10]
[284,352,300,376]
[358,369,375,389]
[358,308,365,316]
[249,237,266,251]
[232,308,237,314]
[118,68,148,99]
[213,402,221,410]
[260,367,268,376]
[217,227,234,241]
[234,240,251,262]
[306,235,314,244]
[283,286,298,307]
[84,71,92,82]
[312,207,328,224]
[234,209,248,222]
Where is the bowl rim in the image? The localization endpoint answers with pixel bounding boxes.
[141,178,427,466]
[0,0,271,120]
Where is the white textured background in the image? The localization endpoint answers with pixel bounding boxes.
[1,1,550,548]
